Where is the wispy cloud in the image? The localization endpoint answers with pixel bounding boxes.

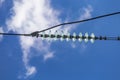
[44,52,54,61]
[6,0,93,78]
[80,5,93,20]
[7,0,61,78]
[62,5,93,35]
[0,0,5,7]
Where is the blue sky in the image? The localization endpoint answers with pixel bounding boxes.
[0,0,120,80]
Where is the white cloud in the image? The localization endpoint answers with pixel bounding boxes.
[71,43,76,48]
[6,0,93,78]
[25,66,36,77]
[44,52,54,61]
[80,5,93,20]
[0,0,5,6]
[0,27,3,41]
[62,5,93,34]
[7,0,61,78]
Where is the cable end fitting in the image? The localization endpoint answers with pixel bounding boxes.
[117,37,120,40]
[30,31,39,38]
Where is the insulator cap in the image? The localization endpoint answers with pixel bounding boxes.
[90,33,95,43]
[72,33,76,42]
[66,33,70,41]
[60,31,64,41]
[78,33,82,42]
[84,33,89,42]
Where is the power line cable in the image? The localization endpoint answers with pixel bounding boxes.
[0,11,120,39]
[0,33,30,36]
[30,11,120,36]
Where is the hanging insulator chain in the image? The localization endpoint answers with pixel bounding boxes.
[32,31,120,43]
[35,31,96,43]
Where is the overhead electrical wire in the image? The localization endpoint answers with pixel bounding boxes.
[30,11,120,36]
[0,33,30,36]
[0,11,120,42]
